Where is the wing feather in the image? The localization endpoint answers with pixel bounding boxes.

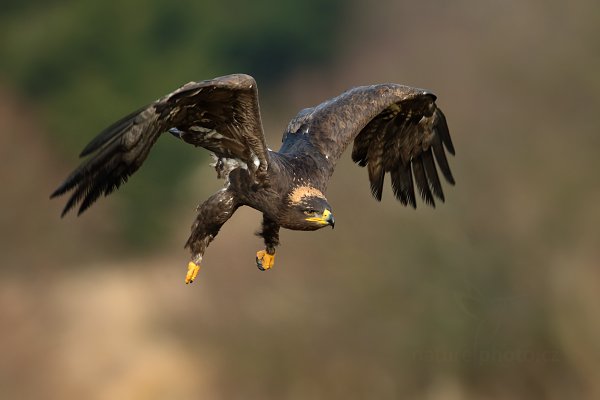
[390,162,416,208]
[368,158,385,201]
[431,134,455,185]
[51,74,268,216]
[79,105,148,157]
[284,83,455,207]
[434,108,455,155]
[422,148,444,202]
[412,155,435,207]
[366,120,390,201]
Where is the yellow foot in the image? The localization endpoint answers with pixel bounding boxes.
[256,250,275,271]
[185,261,200,284]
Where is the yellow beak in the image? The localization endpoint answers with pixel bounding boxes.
[305,209,335,228]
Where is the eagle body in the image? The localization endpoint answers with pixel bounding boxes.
[51,74,455,281]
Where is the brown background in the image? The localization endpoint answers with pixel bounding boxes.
[1,1,599,399]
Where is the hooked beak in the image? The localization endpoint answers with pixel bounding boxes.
[306,209,335,228]
[324,208,335,229]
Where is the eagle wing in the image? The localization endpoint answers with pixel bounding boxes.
[284,84,455,207]
[51,74,268,216]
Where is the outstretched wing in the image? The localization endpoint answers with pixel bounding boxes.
[284,84,455,207]
[51,74,268,216]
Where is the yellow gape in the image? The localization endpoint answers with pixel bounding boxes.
[305,208,334,226]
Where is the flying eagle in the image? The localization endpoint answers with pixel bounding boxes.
[51,74,455,283]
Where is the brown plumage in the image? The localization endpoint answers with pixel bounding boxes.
[51,74,455,275]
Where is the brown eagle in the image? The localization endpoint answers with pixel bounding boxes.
[51,74,455,283]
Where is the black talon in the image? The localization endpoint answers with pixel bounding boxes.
[256,257,266,271]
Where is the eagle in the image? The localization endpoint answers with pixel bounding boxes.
[51,74,455,283]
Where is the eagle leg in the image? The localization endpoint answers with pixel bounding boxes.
[184,189,239,283]
[256,215,280,271]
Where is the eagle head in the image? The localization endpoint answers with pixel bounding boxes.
[283,186,335,231]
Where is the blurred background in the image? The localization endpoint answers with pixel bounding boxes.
[1,0,599,399]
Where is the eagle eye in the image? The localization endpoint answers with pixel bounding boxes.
[303,209,318,216]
